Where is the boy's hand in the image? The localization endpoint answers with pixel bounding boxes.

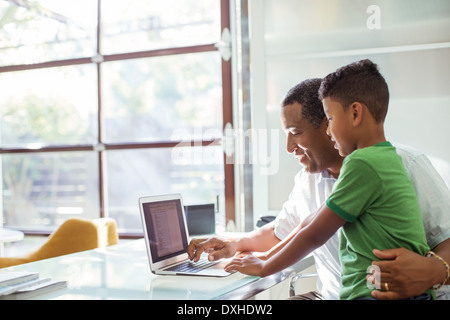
[224,254,266,277]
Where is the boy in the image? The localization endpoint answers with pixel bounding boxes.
[225,59,433,300]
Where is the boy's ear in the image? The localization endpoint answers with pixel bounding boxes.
[351,102,364,127]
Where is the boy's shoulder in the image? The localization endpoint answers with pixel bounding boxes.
[342,142,402,177]
[346,141,396,162]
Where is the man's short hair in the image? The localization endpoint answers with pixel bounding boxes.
[318,59,389,123]
[281,78,325,129]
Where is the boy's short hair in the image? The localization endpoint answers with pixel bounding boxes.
[318,59,389,123]
[281,78,325,129]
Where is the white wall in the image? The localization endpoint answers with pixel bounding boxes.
[248,0,450,218]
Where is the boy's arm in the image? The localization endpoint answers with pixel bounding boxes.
[225,205,346,277]
[258,204,325,261]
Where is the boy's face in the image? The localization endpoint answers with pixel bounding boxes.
[322,97,355,157]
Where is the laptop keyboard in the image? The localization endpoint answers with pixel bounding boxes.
[166,259,218,273]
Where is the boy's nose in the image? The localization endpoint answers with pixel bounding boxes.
[326,124,331,137]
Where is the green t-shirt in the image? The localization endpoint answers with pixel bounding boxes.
[326,141,431,300]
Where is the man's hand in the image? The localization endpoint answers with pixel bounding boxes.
[369,248,441,300]
[187,237,238,262]
[224,254,266,277]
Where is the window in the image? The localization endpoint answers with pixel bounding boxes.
[0,0,234,235]
[249,0,450,218]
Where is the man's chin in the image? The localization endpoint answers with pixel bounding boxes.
[302,163,320,174]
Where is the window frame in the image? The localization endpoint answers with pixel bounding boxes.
[0,0,234,238]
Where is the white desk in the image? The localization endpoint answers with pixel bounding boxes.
[2,239,314,300]
[0,228,24,257]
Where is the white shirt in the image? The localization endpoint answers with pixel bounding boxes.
[273,144,450,300]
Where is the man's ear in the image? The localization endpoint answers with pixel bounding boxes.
[351,102,364,127]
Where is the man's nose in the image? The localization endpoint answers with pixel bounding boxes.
[286,133,303,154]
[286,133,296,154]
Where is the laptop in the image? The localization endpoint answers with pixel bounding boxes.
[139,194,233,277]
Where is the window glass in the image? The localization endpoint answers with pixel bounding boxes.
[264,0,450,56]
[102,52,223,143]
[0,65,98,148]
[0,0,229,235]
[101,0,220,54]
[0,0,97,66]
[106,147,224,232]
[2,152,99,230]
[259,0,450,211]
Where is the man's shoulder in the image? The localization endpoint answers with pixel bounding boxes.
[393,143,422,159]
[393,143,430,174]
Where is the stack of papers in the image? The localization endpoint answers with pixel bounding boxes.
[0,271,67,300]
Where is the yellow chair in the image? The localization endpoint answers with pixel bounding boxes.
[0,218,118,269]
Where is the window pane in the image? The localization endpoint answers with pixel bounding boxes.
[2,152,100,231]
[102,52,223,143]
[0,65,98,148]
[106,146,225,232]
[264,0,450,56]
[0,0,97,66]
[260,0,450,211]
[101,0,220,54]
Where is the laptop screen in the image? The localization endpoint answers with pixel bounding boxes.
[142,199,189,263]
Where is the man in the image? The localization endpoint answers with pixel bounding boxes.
[188,78,450,300]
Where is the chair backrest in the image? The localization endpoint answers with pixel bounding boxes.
[27,218,118,261]
[0,218,118,269]
[93,217,119,247]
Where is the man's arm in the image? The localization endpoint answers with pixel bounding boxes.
[225,205,346,277]
[259,205,323,260]
[370,238,450,300]
[187,224,280,262]
[433,238,450,285]
[188,207,320,263]
[369,151,450,299]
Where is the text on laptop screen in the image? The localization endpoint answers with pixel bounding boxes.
[142,199,188,263]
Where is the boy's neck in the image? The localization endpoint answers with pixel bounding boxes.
[355,123,386,150]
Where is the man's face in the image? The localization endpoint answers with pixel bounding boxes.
[280,102,341,175]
